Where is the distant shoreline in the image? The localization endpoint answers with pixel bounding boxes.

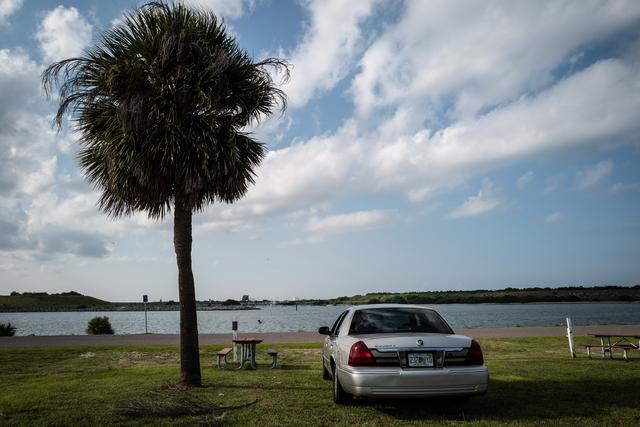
[2,300,639,313]
[0,305,262,313]
[2,285,638,312]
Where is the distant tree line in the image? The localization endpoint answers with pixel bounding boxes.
[285,285,640,306]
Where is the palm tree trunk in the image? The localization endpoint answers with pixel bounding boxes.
[174,191,201,386]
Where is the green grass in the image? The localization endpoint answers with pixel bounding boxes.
[1,337,639,426]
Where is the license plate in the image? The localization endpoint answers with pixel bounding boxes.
[408,352,434,367]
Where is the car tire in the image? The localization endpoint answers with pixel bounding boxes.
[332,365,352,405]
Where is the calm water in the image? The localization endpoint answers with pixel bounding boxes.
[1,303,639,336]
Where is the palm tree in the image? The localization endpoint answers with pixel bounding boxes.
[42,2,288,386]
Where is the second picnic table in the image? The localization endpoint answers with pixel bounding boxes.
[586,332,640,360]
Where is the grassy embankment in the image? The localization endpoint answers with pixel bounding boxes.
[291,285,640,306]
[0,292,257,312]
[0,291,113,312]
[1,336,639,426]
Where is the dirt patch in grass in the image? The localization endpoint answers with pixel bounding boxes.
[110,351,179,367]
[113,382,258,422]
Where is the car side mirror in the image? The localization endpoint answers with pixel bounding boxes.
[318,326,331,335]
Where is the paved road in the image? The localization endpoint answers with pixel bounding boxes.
[1,324,638,348]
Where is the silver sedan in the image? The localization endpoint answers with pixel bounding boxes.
[319,304,489,404]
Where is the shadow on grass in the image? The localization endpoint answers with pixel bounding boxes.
[212,363,312,371]
[204,382,326,391]
[359,377,640,422]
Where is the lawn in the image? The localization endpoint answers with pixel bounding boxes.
[1,337,639,426]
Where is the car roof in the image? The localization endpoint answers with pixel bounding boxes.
[347,304,437,311]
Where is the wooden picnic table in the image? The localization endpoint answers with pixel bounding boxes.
[232,337,263,370]
[586,332,640,360]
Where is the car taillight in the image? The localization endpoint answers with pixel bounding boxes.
[348,341,376,366]
[464,340,484,365]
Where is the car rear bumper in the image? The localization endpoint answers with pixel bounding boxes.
[337,365,489,398]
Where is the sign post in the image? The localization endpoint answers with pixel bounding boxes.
[232,321,238,361]
[143,295,148,334]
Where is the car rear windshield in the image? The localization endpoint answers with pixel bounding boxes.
[349,308,454,334]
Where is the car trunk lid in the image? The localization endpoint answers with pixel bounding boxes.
[353,333,473,368]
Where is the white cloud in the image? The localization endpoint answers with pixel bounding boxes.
[36,6,92,63]
[352,0,640,119]
[281,208,395,246]
[544,212,564,224]
[0,49,125,260]
[6,1,639,260]
[283,0,378,108]
[0,0,22,26]
[306,209,394,234]
[447,179,504,219]
[0,49,53,196]
[517,171,534,189]
[575,160,613,189]
[544,174,564,193]
[196,58,640,232]
[0,49,40,119]
[179,0,246,19]
[610,182,640,193]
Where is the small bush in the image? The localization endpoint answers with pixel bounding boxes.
[87,316,114,335]
[0,322,17,336]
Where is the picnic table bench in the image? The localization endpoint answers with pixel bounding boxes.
[584,344,636,361]
[216,347,233,368]
[267,348,278,369]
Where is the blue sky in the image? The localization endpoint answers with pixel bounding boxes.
[1,0,639,301]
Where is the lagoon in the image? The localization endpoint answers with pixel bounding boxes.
[1,302,639,336]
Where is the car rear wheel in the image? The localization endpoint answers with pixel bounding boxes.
[332,365,352,404]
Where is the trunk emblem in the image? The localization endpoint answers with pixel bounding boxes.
[417,339,424,347]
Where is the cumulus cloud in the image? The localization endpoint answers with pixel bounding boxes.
[0,49,40,120]
[0,49,116,261]
[575,160,613,189]
[4,0,640,262]
[282,208,395,246]
[37,228,112,259]
[544,212,564,224]
[0,0,22,26]
[195,58,640,232]
[0,50,55,197]
[517,171,534,189]
[306,209,395,234]
[447,179,504,219]
[36,6,92,63]
[352,0,640,119]
[283,0,378,108]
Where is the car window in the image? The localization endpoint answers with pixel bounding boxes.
[330,311,348,336]
[349,308,454,334]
